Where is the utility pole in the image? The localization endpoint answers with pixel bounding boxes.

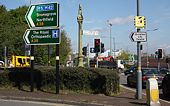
[77,4,84,67]
[136,0,142,99]
[108,21,112,56]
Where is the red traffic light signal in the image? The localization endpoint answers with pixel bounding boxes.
[94,39,100,53]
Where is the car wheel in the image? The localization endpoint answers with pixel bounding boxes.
[162,83,169,97]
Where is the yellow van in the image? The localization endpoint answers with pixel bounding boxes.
[11,55,30,67]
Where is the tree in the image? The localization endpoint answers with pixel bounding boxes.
[0,5,7,13]
[0,6,28,58]
[59,30,71,65]
[33,30,71,66]
[117,50,129,60]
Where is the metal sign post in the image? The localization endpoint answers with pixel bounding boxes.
[136,0,142,100]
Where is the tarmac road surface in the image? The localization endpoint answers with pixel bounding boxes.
[0,99,74,106]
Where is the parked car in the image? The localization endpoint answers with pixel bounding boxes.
[162,74,170,97]
[124,66,136,75]
[160,68,169,76]
[127,68,164,87]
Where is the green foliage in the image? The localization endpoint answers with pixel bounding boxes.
[0,6,28,56]
[59,31,71,65]
[117,50,129,60]
[0,5,7,13]
[0,71,12,87]
[0,67,120,95]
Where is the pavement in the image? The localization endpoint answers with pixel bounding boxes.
[0,86,170,106]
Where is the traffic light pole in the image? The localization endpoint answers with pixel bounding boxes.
[96,52,98,68]
[136,0,142,100]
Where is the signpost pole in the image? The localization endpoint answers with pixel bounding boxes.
[136,0,142,100]
[30,45,34,92]
[56,44,60,94]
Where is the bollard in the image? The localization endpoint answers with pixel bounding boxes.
[146,78,161,106]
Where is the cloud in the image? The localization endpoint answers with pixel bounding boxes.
[160,44,170,49]
[108,15,134,25]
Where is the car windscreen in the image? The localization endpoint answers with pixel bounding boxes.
[160,69,168,74]
[142,68,159,75]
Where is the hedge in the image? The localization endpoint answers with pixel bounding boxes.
[0,67,120,95]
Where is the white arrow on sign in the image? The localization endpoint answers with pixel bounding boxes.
[28,6,35,27]
[130,32,147,42]
[23,29,30,44]
[25,6,36,28]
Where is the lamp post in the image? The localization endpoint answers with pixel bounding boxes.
[77,4,84,67]
[107,20,112,56]
[146,28,158,67]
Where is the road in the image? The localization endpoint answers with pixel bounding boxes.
[0,99,74,106]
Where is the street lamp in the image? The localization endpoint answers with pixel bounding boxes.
[107,20,113,56]
[146,28,158,67]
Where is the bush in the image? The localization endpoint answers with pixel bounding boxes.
[0,71,11,87]
[0,67,120,95]
[36,67,120,95]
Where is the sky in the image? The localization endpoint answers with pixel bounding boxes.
[1,0,170,55]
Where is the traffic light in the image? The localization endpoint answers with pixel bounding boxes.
[101,43,104,53]
[82,46,87,56]
[158,48,163,59]
[94,39,100,53]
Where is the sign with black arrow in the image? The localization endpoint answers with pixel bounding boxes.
[130,32,147,42]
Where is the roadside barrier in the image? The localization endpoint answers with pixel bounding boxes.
[146,78,160,106]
